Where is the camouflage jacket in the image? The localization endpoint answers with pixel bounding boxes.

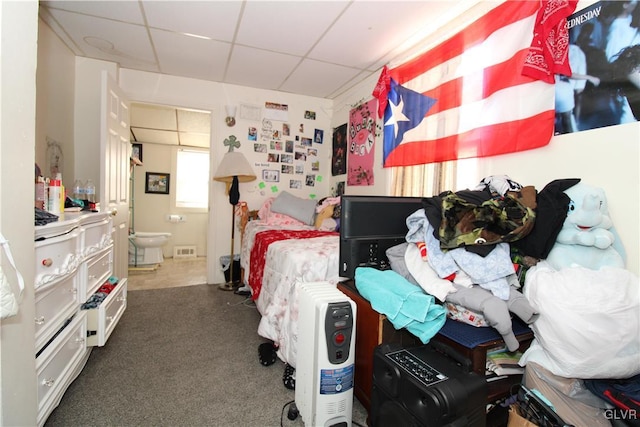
[438,186,537,250]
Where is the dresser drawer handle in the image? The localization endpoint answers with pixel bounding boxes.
[42,378,55,387]
[106,316,114,323]
[35,316,45,325]
[75,337,85,345]
[117,296,126,303]
[88,274,96,279]
[41,258,53,267]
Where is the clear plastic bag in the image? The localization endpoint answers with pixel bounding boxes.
[522,262,640,379]
[0,233,24,319]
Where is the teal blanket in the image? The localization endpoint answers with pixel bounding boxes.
[355,267,446,343]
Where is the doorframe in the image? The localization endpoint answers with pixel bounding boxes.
[127,101,215,283]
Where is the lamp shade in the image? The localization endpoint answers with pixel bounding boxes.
[213,151,256,183]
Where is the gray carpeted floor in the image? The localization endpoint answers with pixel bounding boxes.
[44,284,368,427]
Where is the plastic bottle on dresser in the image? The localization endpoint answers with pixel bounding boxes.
[85,179,96,207]
[48,178,61,214]
[60,182,65,212]
[73,179,85,202]
[35,177,46,209]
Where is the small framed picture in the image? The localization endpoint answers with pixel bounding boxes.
[262,169,280,182]
[145,172,170,194]
[131,143,143,162]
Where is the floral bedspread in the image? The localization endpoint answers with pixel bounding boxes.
[240,221,313,288]
[248,229,337,300]
[255,235,341,367]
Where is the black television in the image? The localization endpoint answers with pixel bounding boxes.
[339,195,424,280]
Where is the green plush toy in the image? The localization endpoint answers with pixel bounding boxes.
[546,182,626,270]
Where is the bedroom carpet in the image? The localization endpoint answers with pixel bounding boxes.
[44,284,369,427]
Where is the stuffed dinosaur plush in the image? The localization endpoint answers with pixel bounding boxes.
[546,182,626,270]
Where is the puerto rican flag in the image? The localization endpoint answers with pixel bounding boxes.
[379,0,560,167]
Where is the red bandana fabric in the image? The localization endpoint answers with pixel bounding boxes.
[523,0,578,83]
[372,65,391,118]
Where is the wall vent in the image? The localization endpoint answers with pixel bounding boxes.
[173,245,197,259]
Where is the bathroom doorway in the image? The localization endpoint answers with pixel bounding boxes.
[128,102,211,283]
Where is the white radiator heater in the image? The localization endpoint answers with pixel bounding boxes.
[295,281,357,427]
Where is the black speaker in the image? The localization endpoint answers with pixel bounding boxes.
[371,343,487,427]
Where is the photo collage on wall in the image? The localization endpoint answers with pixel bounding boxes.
[251,102,324,192]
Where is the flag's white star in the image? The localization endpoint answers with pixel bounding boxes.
[384,95,410,140]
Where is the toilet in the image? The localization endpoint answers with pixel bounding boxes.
[129,231,172,266]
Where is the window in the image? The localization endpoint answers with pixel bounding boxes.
[175,148,209,209]
[391,161,457,197]
[390,158,478,197]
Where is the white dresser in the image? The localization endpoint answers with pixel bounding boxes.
[34,212,127,426]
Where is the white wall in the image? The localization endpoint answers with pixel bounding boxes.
[118,69,335,283]
[35,19,76,182]
[0,2,39,425]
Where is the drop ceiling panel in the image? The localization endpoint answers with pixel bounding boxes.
[310,1,450,69]
[327,69,375,99]
[237,1,348,56]
[131,128,179,146]
[130,103,211,148]
[151,28,230,81]
[225,45,301,91]
[42,0,145,25]
[281,59,362,99]
[177,110,211,134]
[178,133,210,148]
[131,104,177,131]
[44,8,157,70]
[142,1,242,41]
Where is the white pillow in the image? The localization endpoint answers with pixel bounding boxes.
[270,191,317,225]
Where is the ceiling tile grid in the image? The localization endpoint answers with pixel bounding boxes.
[39,0,478,99]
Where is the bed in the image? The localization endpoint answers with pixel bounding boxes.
[239,193,341,369]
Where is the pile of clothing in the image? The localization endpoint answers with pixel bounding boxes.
[401,176,579,351]
[81,277,119,310]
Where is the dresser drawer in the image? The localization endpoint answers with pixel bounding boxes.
[84,245,113,299]
[86,278,127,347]
[36,312,88,427]
[34,269,80,353]
[35,228,82,289]
[82,216,112,257]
